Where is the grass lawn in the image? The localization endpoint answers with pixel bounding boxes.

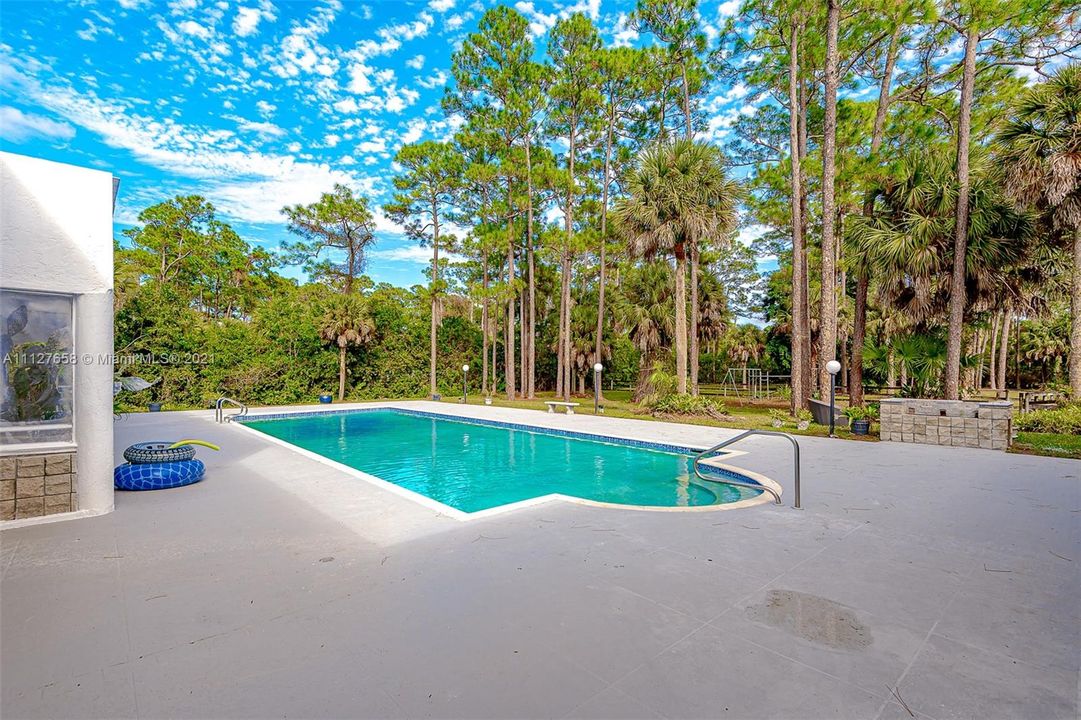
[444,389,877,441]
[1011,432,1081,459]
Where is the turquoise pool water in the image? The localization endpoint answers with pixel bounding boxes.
[242,409,760,514]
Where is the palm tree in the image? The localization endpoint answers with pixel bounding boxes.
[728,324,766,385]
[612,262,675,400]
[996,64,1081,397]
[613,139,738,394]
[848,151,1030,339]
[319,295,375,401]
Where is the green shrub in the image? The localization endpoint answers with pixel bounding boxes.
[843,404,879,422]
[645,392,726,417]
[768,409,790,426]
[1015,403,1081,435]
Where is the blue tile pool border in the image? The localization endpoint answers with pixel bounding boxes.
[237,406,763,491]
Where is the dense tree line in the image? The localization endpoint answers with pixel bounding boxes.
[114,0,1079,410]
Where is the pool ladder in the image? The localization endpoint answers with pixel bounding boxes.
[215,396,248,423]
[692,429,800,508]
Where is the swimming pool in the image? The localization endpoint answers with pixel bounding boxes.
[240,408,767,516]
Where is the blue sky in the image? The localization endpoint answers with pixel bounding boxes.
[0,0,762,287]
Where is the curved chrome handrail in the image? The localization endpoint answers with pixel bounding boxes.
[692,429,800,508]
[215,396,248,423]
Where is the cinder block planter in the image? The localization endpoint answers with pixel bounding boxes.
[879,399,1012,450]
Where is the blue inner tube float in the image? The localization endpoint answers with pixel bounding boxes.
[115,439,217,491]
[115,459,205,491]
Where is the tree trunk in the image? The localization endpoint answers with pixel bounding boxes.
[787,17,809,412]
[850,276,868,405]
[997,309,1011,393]
[562,254,573,400]
[817,0,840,397]
[519,284,526,396]
[690,244,700,396]
[338,345,347,402]
[596,121,613,401]
[988,310,1000,391]
[505,190,516,400]
[798,75,813,404]
[429,204,440,398]
[526,141,537,398]
[681,63,693,140]
[481,249,489,396]
[491,315,499,394]
[674,249,688,394]
[1072,226,1081,397]
[852,28,900,408]
[944,25,978,400]
[561,125,578,402]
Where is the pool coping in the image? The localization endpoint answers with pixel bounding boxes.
[232,405,780,521]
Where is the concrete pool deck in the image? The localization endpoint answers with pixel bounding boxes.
[2,400,1078,719]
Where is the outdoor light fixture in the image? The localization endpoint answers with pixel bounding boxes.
[593,362,604,415]
[462,364,470,404]
[826,360,841,437]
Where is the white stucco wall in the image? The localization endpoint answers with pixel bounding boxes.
[1,152,115,522]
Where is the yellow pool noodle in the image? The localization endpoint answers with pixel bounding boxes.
[168,439,221,451]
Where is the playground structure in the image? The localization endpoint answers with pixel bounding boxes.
[703,367,792,402]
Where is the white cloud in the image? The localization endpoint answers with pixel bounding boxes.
[266,0,341,80]
[611,13,637,47]
[77,19,114,42]
[369,243,464,264]
[358,137,387,153]
[736,224,769,247]
[347,63,374,94]
[717,0,740,17]
[0,106,75,142]
[178,20,212,39]
[515,0,601,38]
[406,54,425,70]
[255,99,276,116]
[334,97,359,113]
[515,1,556,37]
[400,118,427,145]
[563,0,600,20]
[417,69,447,89]
[118,0,152,8]
[168,0,198,15]
[428,0,455,12]
[445,14,466,30]
[2,58,369,225]
[390,12,434,41]
[233,5,276,37]
[230,116,286,137]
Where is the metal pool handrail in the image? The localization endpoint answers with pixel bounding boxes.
[692,429,800,508]
[215,396,248,423]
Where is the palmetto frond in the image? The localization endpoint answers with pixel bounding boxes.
[996,64,1081,233]
[319,295,376,349]
[613,138,740,260]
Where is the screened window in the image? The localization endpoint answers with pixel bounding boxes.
[0,289,75,446]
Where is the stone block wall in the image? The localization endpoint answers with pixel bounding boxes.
[879,399,1012,450]
[0,452,77,521]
